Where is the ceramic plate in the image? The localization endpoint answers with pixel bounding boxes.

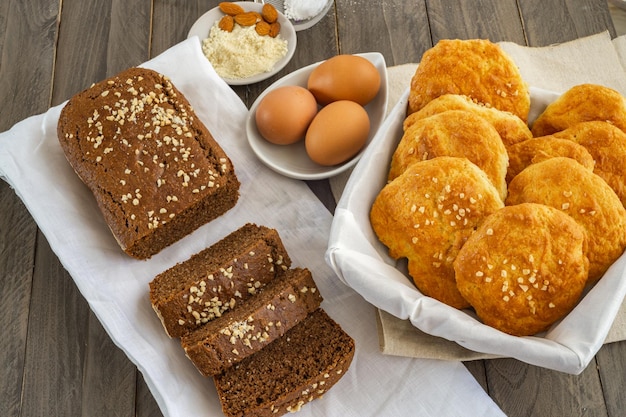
[261,0,333,31]
[245,52,388,180]
[289,0,334,31]
[187,2,297,85]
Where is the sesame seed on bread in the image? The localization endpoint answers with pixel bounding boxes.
[454,203,589,336]
[507,157,626,283]
[407,39,530,122]
[390,110,509,201]
[149,223,291,338]
[181,267,323,376]
[371,156,504,309]
[213,309,355,417]
[57,67,240,259]
[403,94,532,149]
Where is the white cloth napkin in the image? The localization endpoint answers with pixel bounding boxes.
[0,37,505,417]
[326,31,626,374]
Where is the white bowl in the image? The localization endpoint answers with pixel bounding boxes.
[246,52,388,180]
[187,2,296,85]
[288,0,334,31]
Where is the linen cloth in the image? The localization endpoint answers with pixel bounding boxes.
[0,38,505,417]
[328,31,626,371]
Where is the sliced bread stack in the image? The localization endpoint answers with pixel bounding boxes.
[149,223,355,417]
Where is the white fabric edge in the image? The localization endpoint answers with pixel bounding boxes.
[326,88,626,375]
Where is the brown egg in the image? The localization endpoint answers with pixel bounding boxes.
[255,86,318,145]
[307,55,381,106]
[305,100,370,166]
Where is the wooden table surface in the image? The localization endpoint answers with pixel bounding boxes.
[2,1,625,416]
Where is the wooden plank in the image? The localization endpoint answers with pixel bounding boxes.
[0,0,58,416]
[81,311,137,415]
[596,341,626,417]
[0,0,58,127]
[150,0,215,57]
[38,0,152,415]
[485,358,608,416]
[335,0,430,66]
[426,0,526,44]
[136,372,165,417]
[20,235,89,416]
[0,182,38,417]
[51,0,152,106]
[519,0,617,46]
[463,361,488,392]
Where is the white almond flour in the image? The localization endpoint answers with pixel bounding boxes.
[284,0,328,21]
[201,23,288,79]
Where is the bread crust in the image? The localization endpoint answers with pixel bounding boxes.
[371,156,504,308]
[391,110,509,200]
[506,137,595,183]
[454,203,589,336]
[404,94,532,148]
[149,224,291,338]
[507,157,626,282]
[57,67,239,259]
[551,121,626,207]
[407,39,530,122]
[531,83,626,137]
[213,309,355,417]
[181,268,323,376]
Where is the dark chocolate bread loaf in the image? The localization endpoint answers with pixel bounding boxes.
[181,267,323,376]
[57,67,239,259]
[149,223,291,338]
[214,308,355,417]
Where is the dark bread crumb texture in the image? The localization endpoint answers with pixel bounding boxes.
[149,223,355,417]
[57,67,240,259]
[214,309,355,417]
[181,267,323,376]
[150,223,292,338]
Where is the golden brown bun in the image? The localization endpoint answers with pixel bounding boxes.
[390,110,508,200]
[531,84,626,136]
[371,156,504,308]
[551,121,626,207]
[407,39,530,122]
[454,203,589,336]
[403,94,532,148]
[506,137,595,183]
[506,157,626,282]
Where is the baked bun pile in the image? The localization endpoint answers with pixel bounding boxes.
[370,38,626,336]
[531,83,626,136]
[507,157,626,283]
[506,137,595,183]
[550,121,626,207]
[371,156,504,308]
[407,39,530,122]
[389,110,509,200]
[404,94,532,148]
[454,203,589,336]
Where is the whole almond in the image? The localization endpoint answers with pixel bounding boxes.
[255,20,271,36]
[234,11,259,26]
[218,2,244,16]
[261,3,279,23]
[218,15,234,32]
[268,21,281,38]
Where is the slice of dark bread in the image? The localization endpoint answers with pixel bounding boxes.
[213,308,355,417]
[181,267,323,376]
[149,223,291,338]
[57,67,239,259]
